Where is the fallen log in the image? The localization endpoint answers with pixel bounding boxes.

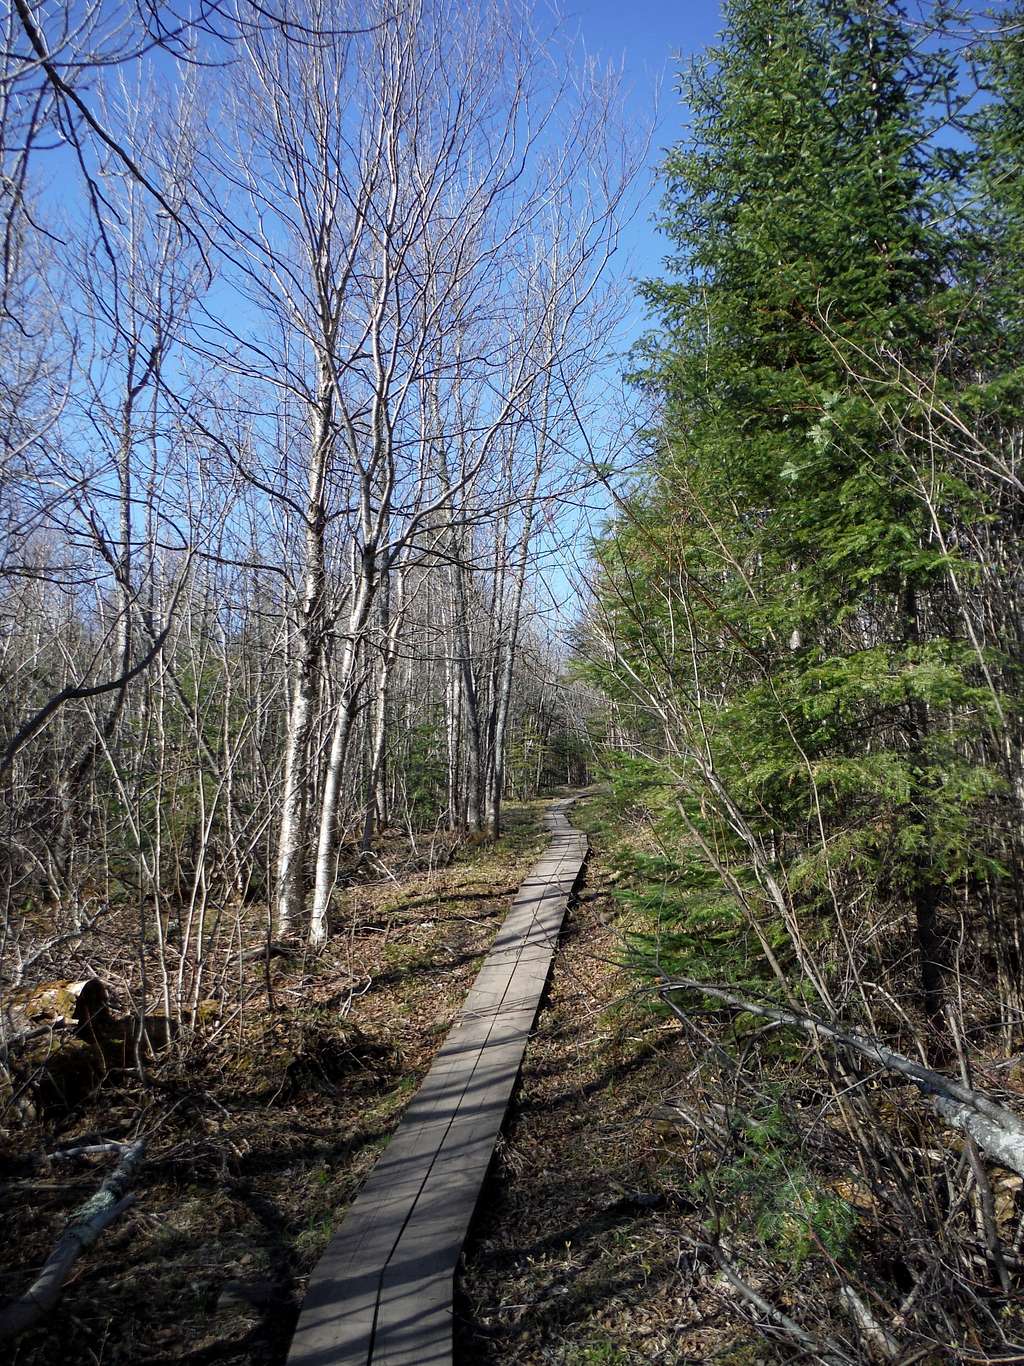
[0,1023,62,1064]
[660,977,1024,1178]
[0,1138,145,1339]
[2,978,109,1053]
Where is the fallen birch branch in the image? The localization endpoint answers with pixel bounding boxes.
[660,977,1024,1177]
[712,1245,853,1364]
[838,1284,901,1361]
[47,1141,136,1164]
[0,1139,145,1339]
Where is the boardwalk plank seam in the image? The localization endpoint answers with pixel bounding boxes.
[287,797,587,1366]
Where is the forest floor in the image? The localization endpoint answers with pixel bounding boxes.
[456,797,757,1365]
[1,795,758,1366]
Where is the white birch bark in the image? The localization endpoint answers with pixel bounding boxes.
[308,568,376,946]
[273,390,332,938]
[361,566,406,852]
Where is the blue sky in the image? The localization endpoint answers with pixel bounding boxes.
[515,4,726,610]
[568,0,725,336]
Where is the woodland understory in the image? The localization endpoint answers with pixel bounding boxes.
[5,0,1024,1362]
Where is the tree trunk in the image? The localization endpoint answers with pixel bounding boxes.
[309,565,376,948]
[273,394,331,939]
[361,568,404,853]
[902,582,946,1025]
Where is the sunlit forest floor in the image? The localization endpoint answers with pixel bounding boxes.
[4,798,735,1366]
[9,794,983,1364]
[458,799,751,1365]
[2,806,562,1364]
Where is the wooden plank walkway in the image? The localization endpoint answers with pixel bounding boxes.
[287,796,588,1366]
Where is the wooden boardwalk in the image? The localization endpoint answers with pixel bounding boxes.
[287,797,587,1366]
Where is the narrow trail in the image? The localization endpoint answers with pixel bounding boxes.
[287,797,588,1366]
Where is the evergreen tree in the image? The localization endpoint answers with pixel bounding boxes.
[970,2,1024,363]
[588,0,1006,1027]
